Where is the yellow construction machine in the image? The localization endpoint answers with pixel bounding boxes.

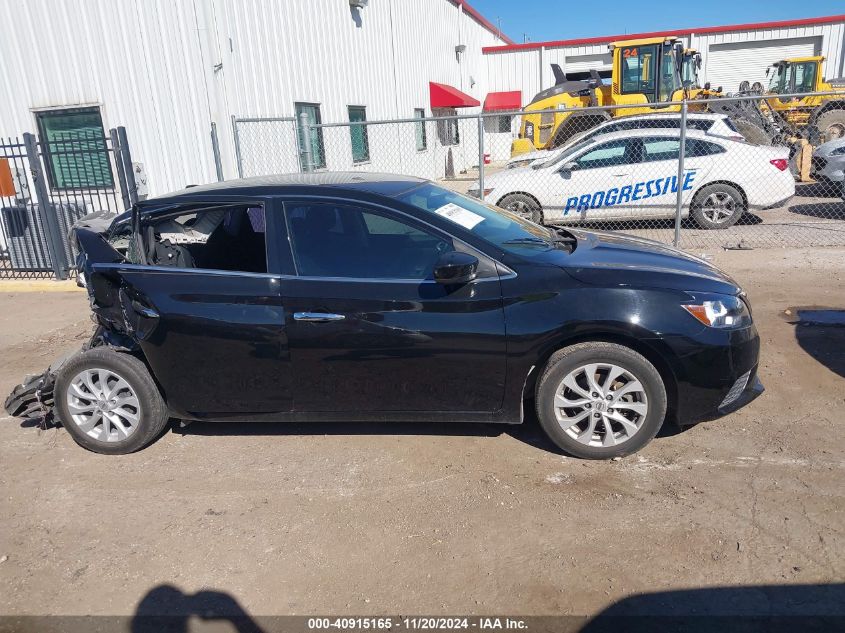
[511,36,717,157]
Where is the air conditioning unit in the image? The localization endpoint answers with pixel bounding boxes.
[349,0,368,8]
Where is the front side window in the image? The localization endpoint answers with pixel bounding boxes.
[287,203,453,279]
[574,139,629,169]
[414,108,427,151]
[620,44,657,95]
[793,62,817,93]
[348,106,370,163]
[295,102,326,169]
[128,204,267,273]
[36,107,113,190]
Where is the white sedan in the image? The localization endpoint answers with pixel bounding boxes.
[505,112,747,170]
[473,129,795,229]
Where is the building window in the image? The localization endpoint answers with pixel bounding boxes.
[497,115,512,133]
[35,106,113,190]
[348,106,370,163]
[434,108,459,146]
[295,102,326,169]
[414,108,427,151]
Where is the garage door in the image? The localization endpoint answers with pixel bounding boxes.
[706,37,821,93]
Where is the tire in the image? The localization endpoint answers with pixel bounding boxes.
[731,118,772,146]
[498,193,543,224]
[815,109,845,143]
[691,183,745,229]
[54,348,169,454]
[535,342,667,459]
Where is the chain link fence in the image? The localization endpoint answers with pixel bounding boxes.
[296,92,845,251]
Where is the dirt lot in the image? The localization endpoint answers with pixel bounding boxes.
[1,248,844,620]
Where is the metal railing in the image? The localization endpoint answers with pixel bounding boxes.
[0,127,137,279]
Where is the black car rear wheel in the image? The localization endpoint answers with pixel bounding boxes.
[54,348,169,455]
[536,342,667,459]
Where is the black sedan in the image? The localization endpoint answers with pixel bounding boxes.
[5,173,763,458]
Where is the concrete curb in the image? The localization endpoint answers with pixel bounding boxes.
[0,279,84,293]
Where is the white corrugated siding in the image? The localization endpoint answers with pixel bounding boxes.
[0,0,505,195]
[706,37,821,93]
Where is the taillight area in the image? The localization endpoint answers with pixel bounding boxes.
[770,158,788,171]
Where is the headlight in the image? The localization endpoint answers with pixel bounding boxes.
[682,295,751,328]
[829,146,845,156]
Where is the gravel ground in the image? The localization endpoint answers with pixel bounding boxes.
[0,247,843,620]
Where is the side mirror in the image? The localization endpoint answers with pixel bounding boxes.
[433,251,478,285]
[560,161,579,175]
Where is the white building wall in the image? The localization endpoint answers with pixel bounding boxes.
[0,0,505,198]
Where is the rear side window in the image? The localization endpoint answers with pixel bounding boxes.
[641,138,680,162]
[134,204,267,273]
[686,139,726,157]
[688,120,714,131]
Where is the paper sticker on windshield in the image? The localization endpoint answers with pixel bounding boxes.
[433,203,484,229]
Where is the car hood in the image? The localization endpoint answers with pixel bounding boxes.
[550,229,741,294]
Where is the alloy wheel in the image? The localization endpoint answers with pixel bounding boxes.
[701,191,737,224]
[507,200,533,221]
[66,368,142,442]
[552,363,649,447]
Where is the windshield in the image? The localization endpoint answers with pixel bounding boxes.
[768,65,788,93]
[535,136,596,168]
[395,183,569,256]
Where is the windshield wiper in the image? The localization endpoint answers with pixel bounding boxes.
[501,237,550,247]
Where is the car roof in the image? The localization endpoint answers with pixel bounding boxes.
[582,128,724,143]
[147,172,427,202]
[594,112,727,123]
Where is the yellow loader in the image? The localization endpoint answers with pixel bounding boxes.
[512,36,717,157]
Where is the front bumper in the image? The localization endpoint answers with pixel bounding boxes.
[667,323,763,425]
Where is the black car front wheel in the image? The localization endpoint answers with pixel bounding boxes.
[536,342,667,459]
[54,348,169,455]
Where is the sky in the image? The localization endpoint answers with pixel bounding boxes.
[471,0,845,44]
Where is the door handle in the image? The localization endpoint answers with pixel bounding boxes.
[611,173,628,177]
[293,312,345,322]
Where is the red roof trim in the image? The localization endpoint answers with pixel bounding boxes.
[483,90,522,111]
[482,13,845,53]
[430,82,481,108]
[449,0,515,45]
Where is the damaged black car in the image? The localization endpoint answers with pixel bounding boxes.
[6,173,763,458]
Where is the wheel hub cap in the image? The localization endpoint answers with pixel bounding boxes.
[553,362,649,448]
[66,368,141,443]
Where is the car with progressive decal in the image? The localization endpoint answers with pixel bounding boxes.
[505,112,747,170]
[473,128,795,229]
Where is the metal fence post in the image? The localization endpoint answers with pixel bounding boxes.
[298,111,314,173]
[476,114,485,199]
[109,128,131,209]
[116,127,138,205]
[673,100,688,248]
[231,115,244,178]
[210,122,224,182]
[22,133,67,280]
